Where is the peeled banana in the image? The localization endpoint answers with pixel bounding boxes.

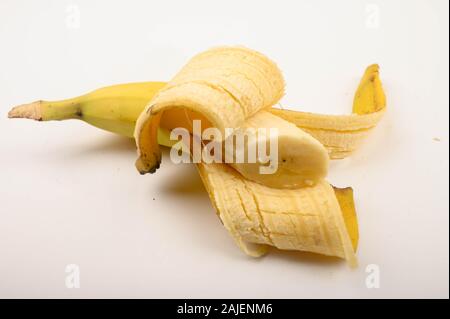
[8,65,385,161]
[8,47,387,265]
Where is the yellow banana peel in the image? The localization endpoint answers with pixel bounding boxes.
[197,162,357,266]
[269,64,386,159]
[156,128,359,265]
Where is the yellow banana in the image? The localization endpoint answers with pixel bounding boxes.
[8,65,385,161]
[7,48,386,264]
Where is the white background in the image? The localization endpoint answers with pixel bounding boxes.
[0,0,448,298]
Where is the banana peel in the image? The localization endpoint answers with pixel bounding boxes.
[157,127,359,253]
[196,162,357,266]
[157,127,359,265]
[334,186,359,252]
[269,64,386,159]
[132,47,376,265]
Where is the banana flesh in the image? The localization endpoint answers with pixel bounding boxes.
[227,110,329,188]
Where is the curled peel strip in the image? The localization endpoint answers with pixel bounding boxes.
[196,162,358,266]
[269,64,386,159]
[134,46,286,175]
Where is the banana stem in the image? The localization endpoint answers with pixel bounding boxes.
[8,98,81,121]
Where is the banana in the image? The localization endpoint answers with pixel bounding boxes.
[7,51,386,264]
[8,66,385,161]
[134,46,330,188]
